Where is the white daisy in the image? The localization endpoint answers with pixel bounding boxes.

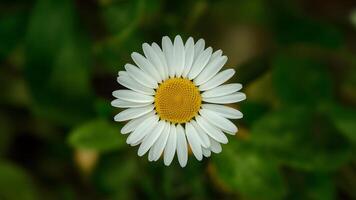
[111,35,246,167]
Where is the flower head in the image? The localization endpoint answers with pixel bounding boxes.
[112,35,246,167]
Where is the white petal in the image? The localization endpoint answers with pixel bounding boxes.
[131,52,162,82]
[199,109,238,134]
[111,98,152,108]
[202,104,243,119]
[112,90,154,103]
[126,115,158,144]
[194,55,228,85]
[199,69,235,91]
[164,124,177,166]
[151,43,169,80]
[194,39,205,59]
[203,92,246,104]
[182,37,195,78]
[209,137,222,153]
[202,83,242,98]
[190,120,210,148]
[118,71,127,77]
[120,111,155,134]
[196,116,228,144]
[117,71,128,76]
[138,120,166,156]
[173,35,185,77]
[188,47,212,80]
[117,75,155,95]
[202,147,211,157]
[118,70,127,77]
[162,36,175,78]
[142,43,166,81]
[114,105,154,122]
[210,49,222,61]
[131,140,142,147]
[176,124,188,167]
[151,122,170,161]
[148,147,155,162]
[125,64,158,88]
[185,123,203,161]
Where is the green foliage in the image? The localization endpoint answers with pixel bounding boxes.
[157,161,208,199]
[272,54,333,105]
[69,119,125,152]
[94,155,138,199]
[0,0,355,199]
[25,0,95,126]
[101,0,144,35]
[272,7,344,49]
[0,115,12,156]
[0,11,27,60]
[240,101,269,126]
[250,107,352,171]
[211,0,270,25]
[0,162,38,200]
[213,140,286,200]
[286,172,336,200]
[326,104,356,143]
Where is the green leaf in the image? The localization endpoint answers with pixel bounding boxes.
[94,155,138,199]
[272,54,333,105]
[240,101,269,126]
[211,0,270,25]
[0,70,29,107]
[100,0,143,35]
[286,172,336,200]
[250,107,352,171]
[272,8,343,49]
[95,98,115,119]
[0,11,27,60]
[325,104,356,143]
[25,0,94,126]
[250,107,310,149]
[96,34,144,73]
[136,159,207,199]
[68,119,125,152]
[235,0,270,24]
[159,161,207,199]
[305,174,335,200]
[0,161,38,200]
[0,115,12,156]
[212,140,287,200]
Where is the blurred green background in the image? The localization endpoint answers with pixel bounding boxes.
[1,0,356,199]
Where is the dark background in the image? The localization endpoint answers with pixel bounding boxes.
[0,0,356,199]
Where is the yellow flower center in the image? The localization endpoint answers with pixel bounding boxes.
[154,78,202,124]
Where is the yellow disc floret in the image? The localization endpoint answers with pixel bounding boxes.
[155,78,202,124]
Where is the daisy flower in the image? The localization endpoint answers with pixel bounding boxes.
[111,35,246,167]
